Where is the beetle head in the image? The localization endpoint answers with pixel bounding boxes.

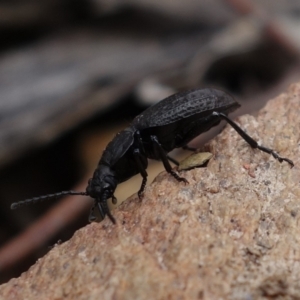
[86,165,117,199]
[85,165,118,223]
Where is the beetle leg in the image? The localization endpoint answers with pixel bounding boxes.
[133,149,148,199]
[138,178,147,200]
[151,135,189,184]
[167,155,179,166]
[213,112,294,167]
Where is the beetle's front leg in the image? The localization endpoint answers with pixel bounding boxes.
[151,135,189,184]
[133,148,148,199]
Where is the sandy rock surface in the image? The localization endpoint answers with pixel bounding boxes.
[1,83,300,300]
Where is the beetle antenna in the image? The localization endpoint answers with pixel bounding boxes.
[11,191,88,210]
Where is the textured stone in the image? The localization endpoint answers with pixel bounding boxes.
[1,83,300,300]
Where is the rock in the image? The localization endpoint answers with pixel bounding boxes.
[0,83,299,299]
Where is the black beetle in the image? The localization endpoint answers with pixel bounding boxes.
[11,88,294,223]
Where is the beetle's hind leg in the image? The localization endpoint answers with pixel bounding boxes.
[151,135,189,184]
[212,112,294,167]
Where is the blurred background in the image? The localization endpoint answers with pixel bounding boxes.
[0,0,300,284]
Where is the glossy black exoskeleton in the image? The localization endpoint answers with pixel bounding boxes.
[11,88,294,223]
